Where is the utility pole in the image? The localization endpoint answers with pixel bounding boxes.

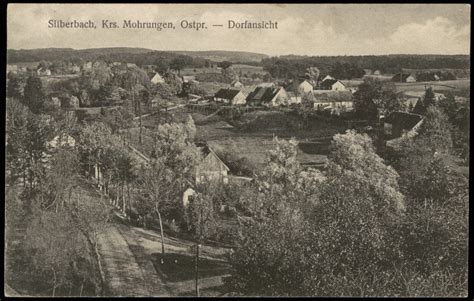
[195,242,200,297]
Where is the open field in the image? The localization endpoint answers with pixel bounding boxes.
[231,64,267,75]
[127,107,344,171]
[393,79,470,93]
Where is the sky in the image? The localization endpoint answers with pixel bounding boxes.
[7,4,471,56]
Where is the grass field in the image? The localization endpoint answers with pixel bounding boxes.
[393,79,470,92]
[126,107,345,173]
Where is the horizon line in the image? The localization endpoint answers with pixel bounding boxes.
[6,47,470,58]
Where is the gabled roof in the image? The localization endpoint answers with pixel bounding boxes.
[392,73,416,82]
[196,142,230,171]
[320,78,344,90]
[215,89,242,100]
[313,90,353,102]
[246,87,285,103]
[151,72,165,83]
[231,79,242,85]
[384,111,423,131]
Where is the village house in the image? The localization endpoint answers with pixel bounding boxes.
[313,90,353,115]
[321,75,335,82]
[214,89,247,105]
[392,73,417,83]
[150,72,165,84]
[182,75,199,84]
[37,67,51,76]
[288,79,314,95]
[319,78,347,91]
[195,143,230,185]
[82,61,93,72]
[7,64,18,74]
[363,69,373,75]
[42,133,77,169]
[256,82,276,88]
[384,111,423,138]
[246,86,289,107]
[384,111,424,150]
[230,79,243,88]
[404,90,446,102]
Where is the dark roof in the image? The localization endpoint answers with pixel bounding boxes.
[385,111,423,130]
[392,73,415,82]
[215,89,241,100]
[246,87,283,103]
[313,90,353,102]
[319,78,343,90]
[195,142,230,171]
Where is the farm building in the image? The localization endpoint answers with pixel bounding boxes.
[321,75,335,81]
[150,72,165,84]
[182,75,199,84]
[246,86,289,107]
[287,79,314,95]
[230,80,243,88]
[214,89,247,105]
[319,78,347,91]
[403,90,446,102]
[257,82,276,88]
[7,64,18,74]
[37,68,51,76]
[384,111,423,140]
[313,90,353,115]
[392,73,417,83]
[286,92,303,105]
[195,143,230,185]
[82,61,93,71]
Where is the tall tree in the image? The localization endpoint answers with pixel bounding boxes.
[23,76,45,114]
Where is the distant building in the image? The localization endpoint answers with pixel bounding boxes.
[319,78,347,91]
[373,70,382,75]
[195,143,230,185]
[256,82,275,88]
[384,112,424,150]
[214,89,246,105]
[392,73,417,83]
[83,61,93,71]
[230,80,243,88]
[313,90,353,115]
[246,86,289,107]
[363,69,373,75]
[384,111,423,139]
[182,75,198,84]
[150,72,165,84]
[7,64,18,74]
[37,68,51,76]
[321,75,335,82]
[288,79,314,95]
[126,63,137,68]
[70,65,81,74]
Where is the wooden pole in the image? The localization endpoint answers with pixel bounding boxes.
[195,242,200,297]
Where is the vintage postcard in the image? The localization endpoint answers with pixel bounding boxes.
[5,3,470,297]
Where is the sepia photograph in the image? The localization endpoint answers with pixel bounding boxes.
[4,3,470,297]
